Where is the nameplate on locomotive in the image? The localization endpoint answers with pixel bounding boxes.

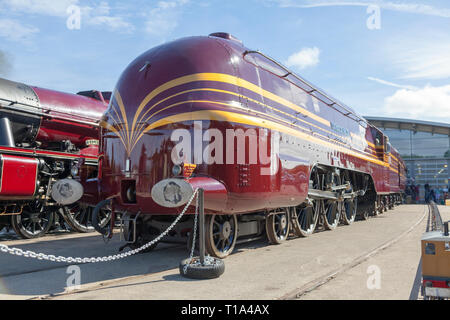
[151,179,194,208]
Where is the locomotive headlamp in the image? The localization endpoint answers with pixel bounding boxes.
[172,165,182,176]
[70,165,79,177]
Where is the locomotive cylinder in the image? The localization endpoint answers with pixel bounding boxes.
[0,154,39,199]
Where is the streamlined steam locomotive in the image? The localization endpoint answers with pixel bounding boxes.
[96,33,406,258]
[0,77,109,238]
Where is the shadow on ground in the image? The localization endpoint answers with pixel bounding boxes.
[0,231,268,297]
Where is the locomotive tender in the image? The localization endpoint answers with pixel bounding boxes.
[97,33,406,258]
[0,77,109,238]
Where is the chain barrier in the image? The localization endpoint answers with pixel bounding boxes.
[183,193,199,275]
[0,189,200,264]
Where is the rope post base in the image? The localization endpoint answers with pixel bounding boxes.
[179,257,225,280]
[180,188,225,279]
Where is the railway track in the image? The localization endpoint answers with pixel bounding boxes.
[280,204,428,300]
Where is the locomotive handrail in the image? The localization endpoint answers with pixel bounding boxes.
[0,146,99,162]
[243,50,369,127]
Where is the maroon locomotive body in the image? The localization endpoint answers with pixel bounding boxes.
[97,33,407,257]
[0,77,109,238]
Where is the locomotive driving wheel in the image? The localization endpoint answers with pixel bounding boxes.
[266,208,290,244]
[11,201,55,239]
[321,170,341,230]
[291,201,320,237]
[372,198,380,217]
[322,200,340,230]
[205,214,238,259]
[341,197,357,225]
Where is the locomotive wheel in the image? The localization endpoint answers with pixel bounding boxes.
[266,208,290,244]
[388,196,394,210]
[372,200,380,217]
[92,200,112,235]
[291,202,319,237]
[341,198,357,225]
[358,201,373,221]
[61,204,109,233]
[205,214,238,259]
[322,200,340,230]
[11,203,55,239]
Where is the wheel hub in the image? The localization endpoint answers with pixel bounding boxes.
[280,215,287,230]
[221,221,232,239]
[29,213,41,223]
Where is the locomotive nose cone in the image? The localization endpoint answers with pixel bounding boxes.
[221,221,232,239]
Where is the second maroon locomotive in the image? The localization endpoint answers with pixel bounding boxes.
[0,77,110,238]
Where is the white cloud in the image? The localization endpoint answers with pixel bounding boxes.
[393,43,450,80]
[0,0,79,17]
[270,1,450,18]
[82,2,134,33]
[86,15,134,32]
[383,85,450,122]
[0,0,134,33]
[368,77,418,90]
[0,18,39,42]
[286,47,320,70]
[145,0,189,37]
[0,50,13,76]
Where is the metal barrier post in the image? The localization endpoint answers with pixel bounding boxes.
[198,188,205,265]
[179,188,225,279]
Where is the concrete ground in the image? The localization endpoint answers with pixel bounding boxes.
[0,204,445,300]
[298,206,450,300]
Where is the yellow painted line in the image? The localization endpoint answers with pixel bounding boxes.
[129,89,380,162]
[130,73,332,143]
[133,99,347,153]
[137,109,388,167]
[132,89,355,153]
[132,98,374,162]
[113,91,131,150]
[108,109,127,144]
[100,120,129,155]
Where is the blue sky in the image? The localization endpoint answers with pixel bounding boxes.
[0,0,449,122]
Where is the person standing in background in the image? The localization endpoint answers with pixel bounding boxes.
[425,183,430,203]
